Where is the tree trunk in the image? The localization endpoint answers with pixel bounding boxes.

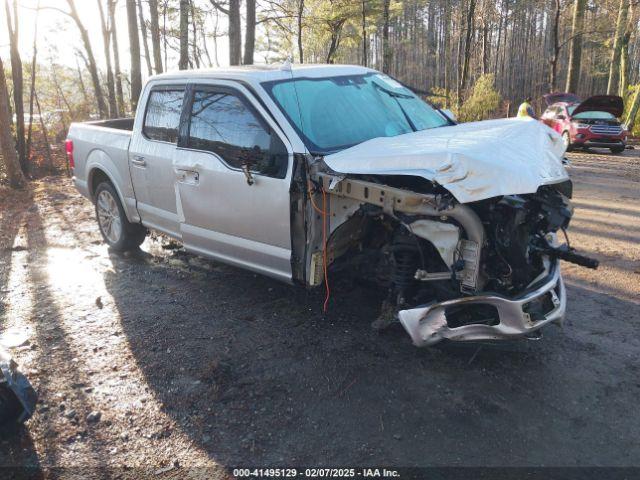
[0,56,26,188]
[209,0,241,66]
[626,86,640,131]
[108,0,125,114]
[565,0,586,93]
[443,0,451,107]
[148,0,163,73]
[228,0,242,65]
[458,0,476,109]
[179,0,189,69]
[137,0,154,76]
[97,0,118,118]
[34,89,53,171]
[607,0,629,95]
[5,0,27,173]
[326,20,345,64]
[26,0,40,162]
[619,32,630,97]
[126,0,143,109]
[75,55,90,107]
[361,0,367,67]
[67,0,108,118]
[618,1,634,97]
[382,0,391,73]
[190,1,200,68]
[244,0,256,65]
[549,0,561,92]
[297,0,304,63]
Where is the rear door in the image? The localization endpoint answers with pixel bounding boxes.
[129,84,186,238]
[174,83,293,282]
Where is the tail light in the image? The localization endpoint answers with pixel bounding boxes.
[65,139,74,169]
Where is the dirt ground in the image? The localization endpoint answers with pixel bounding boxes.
[0,148,639,478]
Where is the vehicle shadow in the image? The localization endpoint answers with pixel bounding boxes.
[0,425,43,480]
[104,245,640,467]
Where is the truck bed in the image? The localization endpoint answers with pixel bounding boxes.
[67,119,135,208]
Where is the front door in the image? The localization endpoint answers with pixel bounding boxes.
[129,85,185,238]
[174,84,293,282]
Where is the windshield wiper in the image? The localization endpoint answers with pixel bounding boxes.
[373,82,417,131]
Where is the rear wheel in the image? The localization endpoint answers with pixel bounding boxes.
[94,182,147,251]
[610,146,625,154]
[562,131,573,152]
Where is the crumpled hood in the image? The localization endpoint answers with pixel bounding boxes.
[323,117,569,203]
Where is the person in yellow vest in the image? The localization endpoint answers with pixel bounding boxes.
[517,97,537,119]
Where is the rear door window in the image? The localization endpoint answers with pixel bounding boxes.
[143,89,185,143]
[186,89,288,178]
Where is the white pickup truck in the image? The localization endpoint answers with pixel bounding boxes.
[67,64,597,347]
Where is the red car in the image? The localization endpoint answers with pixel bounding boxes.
[541,93,627,154]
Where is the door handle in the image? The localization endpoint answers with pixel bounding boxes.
[131,155,146,167]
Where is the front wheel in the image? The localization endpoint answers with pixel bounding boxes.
[95,182,147,251]
[610,146,625,154]
[562,131,573,152]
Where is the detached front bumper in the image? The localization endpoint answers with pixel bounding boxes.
[398,262,566,347]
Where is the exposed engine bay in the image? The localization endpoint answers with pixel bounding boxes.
[293,159,598,347]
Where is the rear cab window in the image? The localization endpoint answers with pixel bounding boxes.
[143,89,185,143]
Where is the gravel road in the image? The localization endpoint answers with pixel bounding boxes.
[0,148,639,478]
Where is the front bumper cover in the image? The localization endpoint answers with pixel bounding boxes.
[398,262,566,347]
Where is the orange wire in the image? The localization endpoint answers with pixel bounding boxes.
[307,180,327,215]
[321,186,330,313]
[307,180,331,312]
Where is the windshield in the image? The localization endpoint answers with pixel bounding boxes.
[262,73,450,154]
[568,106,616,120]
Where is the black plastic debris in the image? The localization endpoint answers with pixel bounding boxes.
[0,347,37,426]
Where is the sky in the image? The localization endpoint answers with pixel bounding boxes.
[1,0,232,78]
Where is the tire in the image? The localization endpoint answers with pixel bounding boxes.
[610,146,625,154]
[94,181,147,251]
[562,131,573,152]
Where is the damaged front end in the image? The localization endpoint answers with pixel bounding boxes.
[302,169,597,347]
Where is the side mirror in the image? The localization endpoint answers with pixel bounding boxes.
[441,109,457,122]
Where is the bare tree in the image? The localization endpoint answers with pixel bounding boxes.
[360,0,367,67]
[549,0,562,92]
[179,0,190,69]
[127,0,143,109]
[565,0,586,93]
[34,89,53,171]
[4,0,27,173]
[48,0,109,118]
[618,0,635,96]
[148,0,163,73]
[607,0,630,95]
[297,0,305,63]
[137,0,154,76]
[108,0,125,114]
[210,0,242,65]
[626,86,640,130]
[244,0,256,64]
[26,0,40,162]
[97,0,119,118]
[458,0,477,108]
[382,0,391,73]
[0,56,26,188]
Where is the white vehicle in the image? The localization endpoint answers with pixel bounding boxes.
[66,64,597,347]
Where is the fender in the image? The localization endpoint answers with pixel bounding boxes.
[86,149,141,224]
